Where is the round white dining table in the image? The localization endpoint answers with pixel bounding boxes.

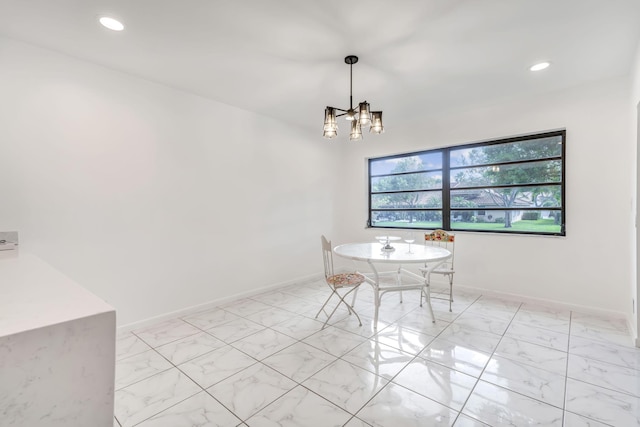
[334,242,450,264]
[333,242,452,328]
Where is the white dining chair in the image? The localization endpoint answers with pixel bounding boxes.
[420,229,456,311]
[315,235,365,329]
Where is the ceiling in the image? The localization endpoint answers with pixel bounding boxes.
[1,0,639,134]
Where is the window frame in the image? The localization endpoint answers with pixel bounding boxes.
[367,130,566,236]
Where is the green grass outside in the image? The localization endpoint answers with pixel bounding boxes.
[374,218,561,233]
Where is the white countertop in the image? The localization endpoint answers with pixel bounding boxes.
[0,250,115,337]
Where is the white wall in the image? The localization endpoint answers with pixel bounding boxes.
[335,76,634,317]
[0,37,338,326]
[631,40,640,344]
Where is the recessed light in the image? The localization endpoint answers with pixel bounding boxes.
[99,16,124,31]
[530,62,550,72]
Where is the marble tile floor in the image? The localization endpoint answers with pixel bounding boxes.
[114,279,640,427]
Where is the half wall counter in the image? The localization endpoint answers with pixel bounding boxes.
[0,250,116,427]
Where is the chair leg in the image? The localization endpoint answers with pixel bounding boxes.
[397,267,403,303]
[339,289,356,316]
[373,289,381,329]
[315,289,337,320]
[423,282,436,323]
[351,285,359,308]
[320,297,343,329]
[420,271,436,323]
[448,275,454,312]
[342,286,363,326]
[419,270,428,307]
[320,286,362,329]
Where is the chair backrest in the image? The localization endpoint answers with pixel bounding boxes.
[321,235,335,279]
[424,229,455,267]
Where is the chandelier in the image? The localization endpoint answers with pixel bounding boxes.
[323,55,384,141]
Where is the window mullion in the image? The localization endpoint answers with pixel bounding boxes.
[442,148,451,231]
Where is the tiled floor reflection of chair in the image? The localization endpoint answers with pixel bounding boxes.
[420,229,456,312]
[315,235,365,329]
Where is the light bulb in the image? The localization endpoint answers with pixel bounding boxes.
[349,120,363,141]
[370,111,384,134]
[358,102,371,126]
[530,62,550,71]
[99,16,125,31]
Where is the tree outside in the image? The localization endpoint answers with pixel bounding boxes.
[451,137,562,228]
[371,156,442,224]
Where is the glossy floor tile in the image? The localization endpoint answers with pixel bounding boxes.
[341,339,414,380]
[564,378,640,425]
[114,278,640,426]
[419,337,491,377]
[247,385,352,427]
[480,356,566,407]
[462,380,564,426]
[207,362,297,420]
[494,336,568,376]
[155,331,226,365]
[114,349,172,390]
[357,383,458,426]
[303,359,388,413]
[392,358,477,411]
[136,391,240,427]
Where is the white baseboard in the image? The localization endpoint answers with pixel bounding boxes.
[451,282,640,347]
[454,281,626,317]
[117,272,323,334]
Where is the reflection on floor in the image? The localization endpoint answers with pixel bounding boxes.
[114,278,640,426]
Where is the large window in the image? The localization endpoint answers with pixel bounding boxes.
[368,130,565,236]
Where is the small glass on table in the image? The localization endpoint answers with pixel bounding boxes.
[404,232,415,253]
